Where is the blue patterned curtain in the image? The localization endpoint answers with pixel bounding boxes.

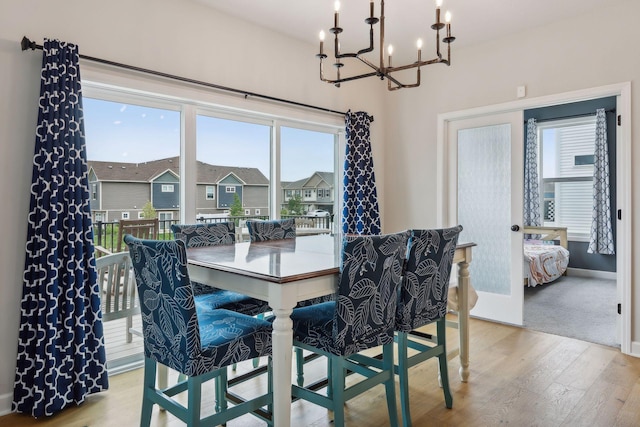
[588,109,615,254]
[13,39,109,418]
[524,118,541,229]
[342,111,381,235]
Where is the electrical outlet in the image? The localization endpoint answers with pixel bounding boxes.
[517,85,526,98]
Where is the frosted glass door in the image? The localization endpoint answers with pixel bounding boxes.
[448,112,523,325]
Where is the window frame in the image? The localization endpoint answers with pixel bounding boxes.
[537,116,597,241]
[82,74,344,226]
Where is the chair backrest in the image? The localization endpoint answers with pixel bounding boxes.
[333,232,409,356]
[395,225,463,332]
[246,218,296,242]
[95,251,140,322]
[171,222,236,248]
[117,218,159,253]
[124,235,200,370]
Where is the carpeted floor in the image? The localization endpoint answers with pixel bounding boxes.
[523,275,618,348]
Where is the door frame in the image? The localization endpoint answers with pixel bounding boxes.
[436,82,632,355]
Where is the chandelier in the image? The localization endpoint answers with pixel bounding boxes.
[317,0,455,91]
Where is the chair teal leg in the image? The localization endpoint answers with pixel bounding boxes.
[140,358,156,427]
[437,319,453,409]
[330,355,346,427]
[327,357,333,399]
[397,332,412,427]
[215,367,228,413]
[382,343,399,427]
[295,347,305,386]
[187,375,203,426]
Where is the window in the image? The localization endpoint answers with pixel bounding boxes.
[539,116,597,239]
[83,74,340,375]
[94,213,103,222]
[244,209,251,215]
[206,186,215,200]
[138,212,145,219]
[92,184,97,200]
[281,126,335,217]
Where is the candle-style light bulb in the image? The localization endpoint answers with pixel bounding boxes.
[335,1,341,12]
[319,30,325,56]
[388,45,394,56]
[416,39,423,50]
[334,1,340,29]
[436,0,443,8]
[445,11,452,23]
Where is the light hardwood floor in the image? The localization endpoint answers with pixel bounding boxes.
[2,316,639,427]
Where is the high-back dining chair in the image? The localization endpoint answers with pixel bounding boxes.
[124,235,273,427]
[246,218,296,242]
[171,222,269,317]
[246,217,332,386]
[95,251,140,344]
[395,225,462,426]
[288,232,410,427]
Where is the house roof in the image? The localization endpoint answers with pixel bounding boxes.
[88,157,269,185]
[283,172,334,190]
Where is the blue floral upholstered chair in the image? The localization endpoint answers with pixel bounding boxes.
[246,218,333,386]
[124,235,273,427]
[395,225,463,427]
[171,222,270,317]
[286,232,410,427]
[245,218,296,242]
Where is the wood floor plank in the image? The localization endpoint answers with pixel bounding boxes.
[1,319,637,427]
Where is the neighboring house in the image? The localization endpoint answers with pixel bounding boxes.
[88,157,269,223]
[282,171,334,215]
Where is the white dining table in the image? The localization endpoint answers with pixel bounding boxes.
[186,233,474,427]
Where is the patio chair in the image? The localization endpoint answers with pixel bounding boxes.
[124,235,273,427]
[288,232,410,427]
[116,218,159,253]
[95,251,140,344]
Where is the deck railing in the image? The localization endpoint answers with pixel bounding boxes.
[93,214,333,254]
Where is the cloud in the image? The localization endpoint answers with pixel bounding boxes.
[120,105,127,113]
[113,120,122,125]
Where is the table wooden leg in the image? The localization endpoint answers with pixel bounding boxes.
[271,306,294,427]
[458,259,470,382]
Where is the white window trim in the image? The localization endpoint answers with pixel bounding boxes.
[122,212,130,220]
[226,186,236,193]
[206,185,215,200]
[161,184,175,192]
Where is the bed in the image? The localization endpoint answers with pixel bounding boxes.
[522,226,570,287]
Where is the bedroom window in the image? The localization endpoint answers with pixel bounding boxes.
[539,116,596,240]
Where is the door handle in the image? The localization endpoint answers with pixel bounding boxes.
[511,225,520,232]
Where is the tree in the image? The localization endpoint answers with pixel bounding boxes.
[230,193,244,217]
[141,200,156,219]
[287,194,303,215]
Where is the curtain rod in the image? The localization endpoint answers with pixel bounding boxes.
[526,109,615,124]
[21,36,347,117]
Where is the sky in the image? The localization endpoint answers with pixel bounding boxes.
[83,97,334,181]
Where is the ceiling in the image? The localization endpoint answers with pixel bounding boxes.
[194,0,624,63]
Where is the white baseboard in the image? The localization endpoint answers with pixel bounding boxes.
[630,341,640,358]
[0,392,12,417]
[567,267,617,280]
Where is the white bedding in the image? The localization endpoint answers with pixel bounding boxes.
[524,240,570,287]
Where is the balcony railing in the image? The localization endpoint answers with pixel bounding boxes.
[93,214,333,254]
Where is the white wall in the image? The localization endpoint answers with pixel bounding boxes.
[381,1,639,345]
[0,0,385,412]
